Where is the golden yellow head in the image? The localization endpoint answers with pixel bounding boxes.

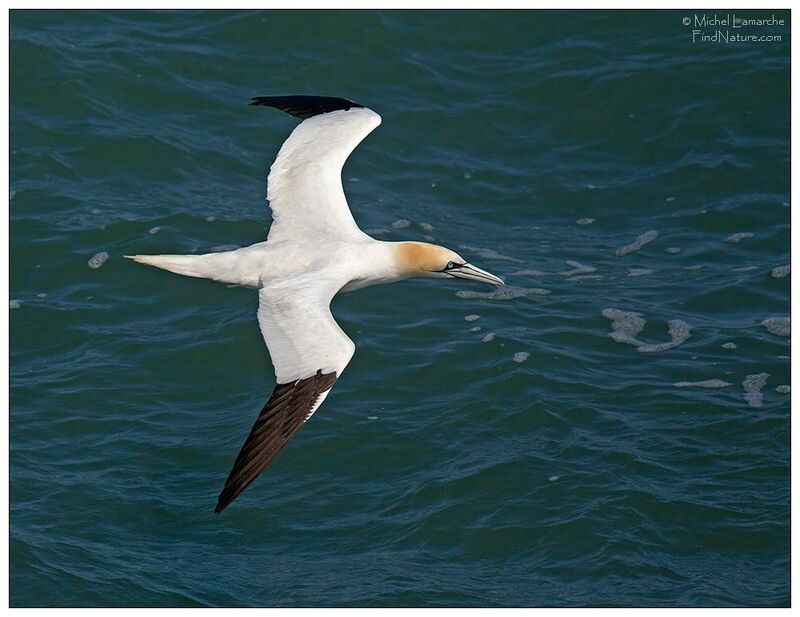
[394,242,504,285]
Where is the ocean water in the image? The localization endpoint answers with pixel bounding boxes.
[9,9,790,607]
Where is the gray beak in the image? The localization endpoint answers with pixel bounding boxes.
[450,263,505,286]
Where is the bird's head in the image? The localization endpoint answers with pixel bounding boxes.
[395,242,505,286]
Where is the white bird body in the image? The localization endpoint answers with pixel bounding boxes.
[126,95,503,513]
[131,236,402,290]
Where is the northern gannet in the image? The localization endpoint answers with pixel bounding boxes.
[126,95,504,513]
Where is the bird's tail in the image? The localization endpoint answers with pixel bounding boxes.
[124,254,211,279]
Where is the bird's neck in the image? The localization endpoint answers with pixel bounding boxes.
[340,240,430,292]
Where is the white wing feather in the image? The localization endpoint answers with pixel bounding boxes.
[266,107,381,242]
[257,275,355,384]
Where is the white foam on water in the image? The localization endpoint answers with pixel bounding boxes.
[90,208,101,215]
[586,184,597,190]
[205,215,216,222]
[627,268,654,277]
[568,275,604,281]
[743,373,770,408]
[513,352,530,363]
[776,385,790,394]
[456,286,546,300]
[602,308,692,352]
[481,332,496,343]
[637,320,692,353]
[365,228,390,236]
[548,475,560,482]
[459,245,523,263]
[10,299,22,309]
[602,308,645,346]
[615,230,658,257]
[148,226,161,235]
[732,265,759,272]
[674,380,732,388]
[469,326,481,333]
[464,314,481,322]
[722,342,738,349]
[367,416,378,420]
[419,222,434,232]
[665,196,676,202]
[771,265,790,278]
[88,251,108,269]
[391,219,411,229]
[665,247,682,254]
[687,265,703,271]
[724,232,754,244]
[513,269,546,276]
[762,317,790,337]
[36,293,47,298]
[560,261,596,277]
[463,172,472,179]
[423,235,436,242]
[577,218,595,225]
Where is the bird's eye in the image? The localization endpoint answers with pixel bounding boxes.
[445,261,457,270]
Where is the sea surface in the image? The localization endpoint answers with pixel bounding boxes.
[10,9,791,607]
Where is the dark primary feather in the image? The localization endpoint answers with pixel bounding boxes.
[215,369,338,513]
[250,95,364,120]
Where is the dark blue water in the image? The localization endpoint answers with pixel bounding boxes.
[10,9,790,606]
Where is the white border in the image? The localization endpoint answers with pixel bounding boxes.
[3,2,793,612]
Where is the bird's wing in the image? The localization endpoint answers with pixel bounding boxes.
[215,275,354,513]
[251,95,381,242]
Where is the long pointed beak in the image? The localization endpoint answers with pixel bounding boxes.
[450,263,505,286]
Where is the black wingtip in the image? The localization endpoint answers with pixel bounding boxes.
[249,95,364,120]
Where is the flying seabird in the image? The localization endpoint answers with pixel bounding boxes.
[126,95,504,513]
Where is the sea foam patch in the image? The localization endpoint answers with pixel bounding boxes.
[725,232,754,244]
[771,265,790,278]
[88,252,109,269]
[602,308,692,352]
[560,261,596,277]
[674,379,732,388]
[616,230,658,257]
[456,286,549,300]
[743,373,770,408]
[762,317,790,337]
[513,269,546,277]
